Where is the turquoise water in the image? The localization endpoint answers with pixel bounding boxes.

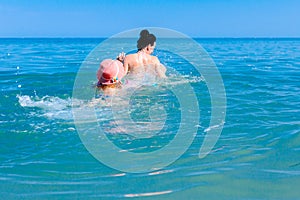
[1,38,300,199]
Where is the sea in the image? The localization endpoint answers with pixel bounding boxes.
[0,38,300,199]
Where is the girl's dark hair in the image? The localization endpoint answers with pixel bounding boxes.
[137,30,156,51]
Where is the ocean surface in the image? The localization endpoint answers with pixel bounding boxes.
[1,38,300,199]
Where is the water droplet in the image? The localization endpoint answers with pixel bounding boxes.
[18,84,22,88]
[16,66,20,70]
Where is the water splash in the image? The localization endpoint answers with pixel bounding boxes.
[17,94,78,120]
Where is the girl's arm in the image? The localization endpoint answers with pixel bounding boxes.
[116,52,128,74]
[153,57,167,78]
[123,58,129,74]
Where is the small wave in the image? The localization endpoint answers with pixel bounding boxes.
[124,190,173,197]
[263,169,300,175]
[204,120,225,132]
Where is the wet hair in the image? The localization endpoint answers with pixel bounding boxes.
[137,30,156,51]
[97,81,122,90]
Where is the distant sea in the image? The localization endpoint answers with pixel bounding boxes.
[1,38,300,199]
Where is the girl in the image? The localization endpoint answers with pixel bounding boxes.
[96,59,125,95]
[118,29,167,78]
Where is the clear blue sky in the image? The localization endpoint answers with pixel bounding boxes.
[0,0,299,37]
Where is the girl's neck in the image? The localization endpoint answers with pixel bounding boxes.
[138,49,147,54]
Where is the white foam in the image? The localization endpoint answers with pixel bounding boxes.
[17,95,70,110]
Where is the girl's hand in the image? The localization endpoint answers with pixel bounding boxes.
[116,52,126,62]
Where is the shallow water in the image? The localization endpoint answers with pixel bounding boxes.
[1,38,300,199]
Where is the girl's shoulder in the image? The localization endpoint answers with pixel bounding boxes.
[150,55,160,64]
[125,53,137,59]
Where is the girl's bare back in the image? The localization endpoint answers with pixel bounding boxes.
[124,52,166,78]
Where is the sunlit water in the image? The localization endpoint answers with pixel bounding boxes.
[1,38,300,199]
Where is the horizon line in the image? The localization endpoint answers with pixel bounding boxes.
[0,36,300,39]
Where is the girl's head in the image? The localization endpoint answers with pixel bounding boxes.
[97,59,125,90]
[137,29,156,54]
